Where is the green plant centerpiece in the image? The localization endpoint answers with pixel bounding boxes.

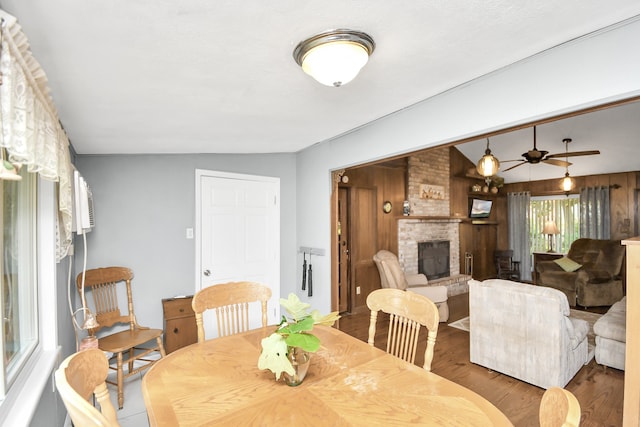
[258,293,339,385]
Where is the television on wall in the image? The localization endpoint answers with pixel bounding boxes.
[469,198,493,218]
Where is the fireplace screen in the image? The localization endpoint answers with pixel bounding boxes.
[418,241,450,280]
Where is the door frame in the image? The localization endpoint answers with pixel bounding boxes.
[330,171,340,312]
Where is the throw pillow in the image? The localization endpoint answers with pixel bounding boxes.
[554,256,582,272]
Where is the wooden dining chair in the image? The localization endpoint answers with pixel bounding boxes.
[77,266,166,409]
[494,249,521,281]
[192,281,272,342]
[539,387,581,427]
[366,288,440,371]
[55,348,121,427]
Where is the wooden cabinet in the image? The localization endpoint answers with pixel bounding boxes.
[532,252,564,285]
[162,296,197,354]
[459,221,498,280]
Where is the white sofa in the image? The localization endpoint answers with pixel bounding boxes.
[469,279,589,389]
[594,296,626,370]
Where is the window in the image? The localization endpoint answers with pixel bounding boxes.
[0,169,38,397]
[0,171,57,426]
[529,195,580,254]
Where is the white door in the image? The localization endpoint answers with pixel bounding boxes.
[195,170,280,339]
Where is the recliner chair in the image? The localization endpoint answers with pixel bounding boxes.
[373,250,449,322]
[537,238,625,307]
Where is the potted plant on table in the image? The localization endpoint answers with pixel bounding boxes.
[258,293,340,386]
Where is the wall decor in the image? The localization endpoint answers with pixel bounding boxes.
[420,184,445,200]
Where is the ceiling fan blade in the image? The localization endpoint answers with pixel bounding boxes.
[502,162,526,172]
[500,159,525,163]
[543,159,572,168]
[545,150,601,159]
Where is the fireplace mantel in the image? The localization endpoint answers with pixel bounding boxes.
[398,217,463,222]
[398,217,498,225]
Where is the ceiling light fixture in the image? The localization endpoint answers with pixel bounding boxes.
[476,138,500,181]
[560,138,574,195]
[293,29,375,87]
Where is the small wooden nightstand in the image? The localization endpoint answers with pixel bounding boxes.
[162,296,197,353]
[532,252,564,285]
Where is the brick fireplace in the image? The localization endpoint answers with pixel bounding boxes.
[397,147,470,296]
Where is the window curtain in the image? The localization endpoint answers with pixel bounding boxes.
[0,11,73,261]
[579,186,610,239]
[507,191,531,281]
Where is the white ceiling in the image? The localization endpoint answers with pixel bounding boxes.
[1,1,639,178]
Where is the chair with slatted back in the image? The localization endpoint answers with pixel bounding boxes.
[55,348,121,427]
[539,387,581,427]
[366,288,440,371]
[77,266,166,409]
[192,281,272,342]
[494,249,521,281]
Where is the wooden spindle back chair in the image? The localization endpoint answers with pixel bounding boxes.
[192,281,272,342]
[494,249,521,280]
[76,266,166,409]
[55,348,121,427]
[366,288,440,371]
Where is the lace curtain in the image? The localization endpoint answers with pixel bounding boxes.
[580,186,610,239]
[0,11,73,261]
[507,191,531,281]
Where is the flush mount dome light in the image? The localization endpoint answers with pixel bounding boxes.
[293,29,375,87]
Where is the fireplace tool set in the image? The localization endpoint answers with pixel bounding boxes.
[302,252,312,297]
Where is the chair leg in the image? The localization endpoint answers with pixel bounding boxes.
[116,351,124,409]
[128,348,135,373]
[156,336,167,357]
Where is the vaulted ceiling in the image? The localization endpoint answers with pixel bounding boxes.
[1,1,639,184]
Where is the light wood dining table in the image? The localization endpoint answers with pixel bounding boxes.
[142,325,513,426]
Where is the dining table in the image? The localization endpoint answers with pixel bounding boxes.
[142,324,513,426]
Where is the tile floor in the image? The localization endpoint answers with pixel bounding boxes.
[107,372,150,427]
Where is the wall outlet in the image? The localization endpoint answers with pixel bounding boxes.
[356,286,361,295]
[186,228,194,239]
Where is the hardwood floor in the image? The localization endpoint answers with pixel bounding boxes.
[337,293,624,427]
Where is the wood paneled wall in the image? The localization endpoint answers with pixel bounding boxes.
[503,171,640,241]
[339,163,407,311]
[338,149,638,313]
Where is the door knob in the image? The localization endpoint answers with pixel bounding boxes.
[203,269,211,276]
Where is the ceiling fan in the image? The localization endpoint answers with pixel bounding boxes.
[502,126,601,172]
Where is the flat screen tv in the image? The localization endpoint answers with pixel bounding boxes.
[469,198,493,218]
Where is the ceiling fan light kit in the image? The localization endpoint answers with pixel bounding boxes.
[501,127,600,173]
[293,29,375,87]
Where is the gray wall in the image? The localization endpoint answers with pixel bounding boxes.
[73,153,297,332]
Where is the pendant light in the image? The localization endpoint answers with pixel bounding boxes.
[560,138,574,195]
[293,29,375,87]
[476,138,500,178]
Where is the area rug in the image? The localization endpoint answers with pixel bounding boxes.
[448,309,602,362]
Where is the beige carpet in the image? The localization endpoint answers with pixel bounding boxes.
[448,309,602,362]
